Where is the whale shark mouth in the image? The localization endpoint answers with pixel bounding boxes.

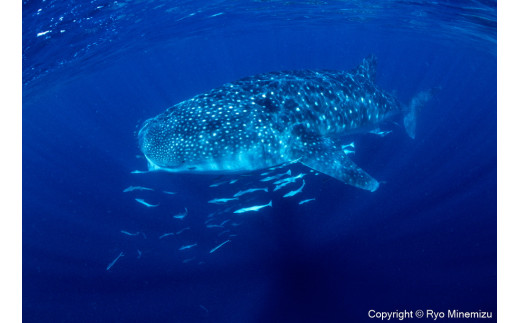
[144,155,181,172]
[137,118,154,145]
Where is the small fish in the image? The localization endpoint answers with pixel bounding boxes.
[179,243,197,251]
[369,128,392,137]
[209,240,231,253]
[130,170,148,174]
[208,197,238,204]
[183,257,196,263]
[136,249,142,259]
[209,179,229,188]
[158,232,175,239]
[260,170,291,182]
[173,207,188,219]
[219,219,231,226]
[283,180,306,198]
[176,227,191,235]
[200,305,209,313]
[341,142,355,156]
[298,198,316,205]
[120,230,139,236]
[106,252,124,271]
[37,30,51,37]
[341,142,355,150]
[233,187,268,197]
[123,186,154,193]
[273,173,306,185]
[268,158,300,171]
[206,224,224,229]
[233,201,272,214]
[135,198,159,207]
[291,158,303,164]
[162,191,176,195]
[218,230,231,237]
[229,179,238,184]
[273,181,292,191]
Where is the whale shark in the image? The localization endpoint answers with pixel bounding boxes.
[138,56,432,191]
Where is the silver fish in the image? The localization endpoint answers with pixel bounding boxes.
[283,180,306,198]
[135,198,159,207]
[233,201,273,214]
[233,187,268,197]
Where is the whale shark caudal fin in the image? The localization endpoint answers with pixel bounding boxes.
[404,89,434,139]
[290,125,379,192]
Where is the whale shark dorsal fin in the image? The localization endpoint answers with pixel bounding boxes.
[353,55,377,82]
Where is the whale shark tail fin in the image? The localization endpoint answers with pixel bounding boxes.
[404,89,435,139]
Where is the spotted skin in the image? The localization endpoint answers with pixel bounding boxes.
[139,56,415,191]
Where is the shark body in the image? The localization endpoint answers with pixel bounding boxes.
[138,56,431,191]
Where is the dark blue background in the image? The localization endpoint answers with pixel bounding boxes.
[23,1,496,322]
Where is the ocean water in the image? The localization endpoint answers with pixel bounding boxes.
[23,1,497,322]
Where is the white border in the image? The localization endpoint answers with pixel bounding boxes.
[497,2,519,322]
[1,1,22,322]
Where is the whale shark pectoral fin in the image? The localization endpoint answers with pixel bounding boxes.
[296,138,378,192]
[301,153,379,192]
[339,156,379,192]
[289,126,379,191]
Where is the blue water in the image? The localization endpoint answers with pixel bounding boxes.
[23,1,497,322]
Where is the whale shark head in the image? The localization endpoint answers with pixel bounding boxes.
[138,109,274,174]
[138,117,188,171]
